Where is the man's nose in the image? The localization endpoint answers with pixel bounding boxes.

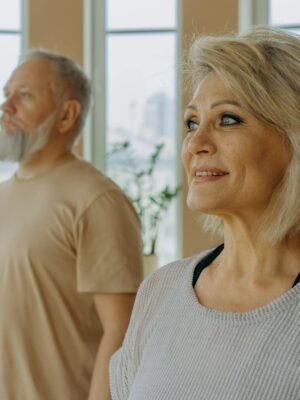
[0,97,16,115]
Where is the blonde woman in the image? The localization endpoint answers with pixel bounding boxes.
[109,26,300,400]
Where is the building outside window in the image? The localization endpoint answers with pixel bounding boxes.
[0,0,23,182]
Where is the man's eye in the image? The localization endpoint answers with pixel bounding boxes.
[19,91,33,99]
[184,119,198,132]
[221,114,243,126]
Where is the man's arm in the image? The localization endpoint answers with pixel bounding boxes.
[88,292,136,400]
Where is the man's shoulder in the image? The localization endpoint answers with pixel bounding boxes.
[0,177,15,195]
[66,157,113,183]
[59,157,123,197]
[0,178,12,189]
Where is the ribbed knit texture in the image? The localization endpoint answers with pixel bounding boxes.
[110,251,300,399]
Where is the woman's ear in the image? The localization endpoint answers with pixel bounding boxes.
[58,99,81,133]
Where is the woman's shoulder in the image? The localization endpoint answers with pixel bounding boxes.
[135,249,213,308]
[150,248,214,282]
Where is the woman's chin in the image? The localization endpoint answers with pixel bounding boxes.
[187,199,218,214]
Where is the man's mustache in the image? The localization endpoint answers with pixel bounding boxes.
[0,114,24,130]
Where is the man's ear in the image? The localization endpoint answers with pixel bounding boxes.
[58,100,81,133]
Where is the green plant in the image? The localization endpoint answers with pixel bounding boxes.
[107,141,181,255]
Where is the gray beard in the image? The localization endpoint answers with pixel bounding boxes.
[0,112,56,162]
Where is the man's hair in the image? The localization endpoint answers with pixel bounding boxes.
[185,26,300,243]
[21,49,91,137]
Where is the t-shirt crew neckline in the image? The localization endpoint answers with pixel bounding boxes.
[12,153,77,183]
[183,247,300,325]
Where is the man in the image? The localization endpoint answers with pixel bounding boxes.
[0,50,143,399]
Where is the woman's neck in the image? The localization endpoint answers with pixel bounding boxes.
[221,223,300,282]
[194,226,300,312]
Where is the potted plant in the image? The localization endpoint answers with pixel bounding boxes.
[107,141,181,275]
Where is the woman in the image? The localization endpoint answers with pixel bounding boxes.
[109,26,300,399]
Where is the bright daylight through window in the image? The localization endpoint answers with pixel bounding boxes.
[269,0,300,34]
[0,0,22,182]
[105,0,178,265]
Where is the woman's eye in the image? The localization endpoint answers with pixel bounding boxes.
[184,119,198,132]
[221,114,243,126]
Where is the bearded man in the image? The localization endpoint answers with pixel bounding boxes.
[0,50,143,400]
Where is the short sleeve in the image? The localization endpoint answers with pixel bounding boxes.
[75,189,143,293]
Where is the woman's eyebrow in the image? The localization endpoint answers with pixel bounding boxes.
[210,99,241,109]
[185,100,241,112]
[185,104,197,111]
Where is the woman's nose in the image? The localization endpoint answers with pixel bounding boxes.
[187,125,217,155]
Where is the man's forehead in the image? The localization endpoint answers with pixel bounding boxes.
[3,81,52,93]
[6,59,54,88]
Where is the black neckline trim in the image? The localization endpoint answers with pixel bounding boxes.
[294,272,300,287]
[192,243,300,289]
[192,244,224,287]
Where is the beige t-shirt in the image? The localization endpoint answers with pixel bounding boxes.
[0,155,143,400]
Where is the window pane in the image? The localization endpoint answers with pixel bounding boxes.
[0,35,21,103]
[0,0,21,30]
[106,33,178,264]
[0,34,20,182]
[107,0,176,30]
[269,0,300,25]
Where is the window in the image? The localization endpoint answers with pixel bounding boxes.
[106,0,179,264]
[238,0,300,34]
[269,0,300,33]
[0,0,23,182]
[85,0,180,264]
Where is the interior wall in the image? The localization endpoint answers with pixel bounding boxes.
[27,0,84,154]
[180,0,239,257]
[27,0,83,61]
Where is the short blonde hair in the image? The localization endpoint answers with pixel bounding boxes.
[185,26,300,243]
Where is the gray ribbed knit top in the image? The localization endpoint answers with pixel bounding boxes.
[109,251,300,400]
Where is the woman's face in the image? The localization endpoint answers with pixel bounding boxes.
[181,72,291,221]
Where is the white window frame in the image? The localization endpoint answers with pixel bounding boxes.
[83,0,183,258]
[267,0,300,30]
[0,0,27,183]
[83,0,106,171]
[0,0,26,49]
[238,0,268,32]
[239,0,300,32]
[22,0,28,53]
